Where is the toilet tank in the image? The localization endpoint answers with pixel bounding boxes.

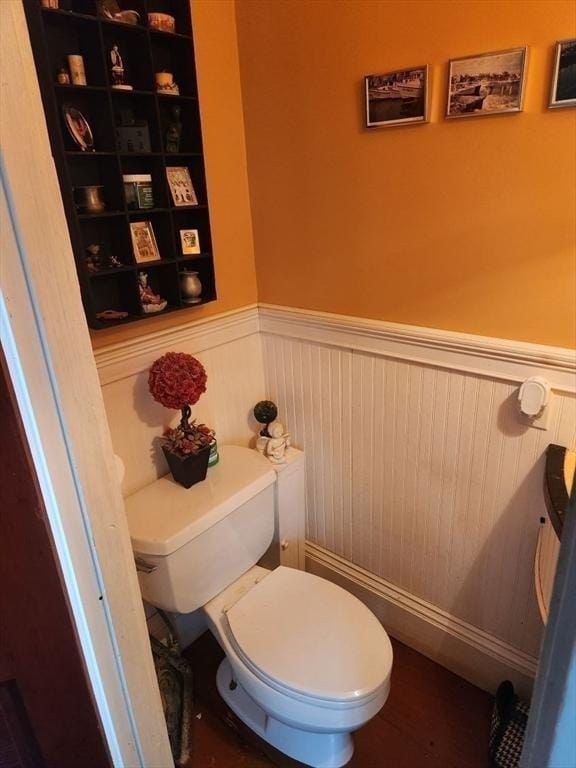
[125,446,276,613]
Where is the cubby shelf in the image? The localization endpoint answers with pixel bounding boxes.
[25,0,216,330]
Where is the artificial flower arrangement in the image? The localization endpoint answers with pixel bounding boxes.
[149,351,215,488]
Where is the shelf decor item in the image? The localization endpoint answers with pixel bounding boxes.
[57,67,70,85]
[67,55,86,86]
[166,167,198,206]
[155,71,180,96]
[130,220,160,263]
[73,185,105,213]
[148,352,214,489]
[138,272,167,313]
[97,0,139,25]
[179,270,202,304]
[116,106,151,153]
[365,65,428,127]
[165,105,183,153]
[446,47,527,118]
[62,104,94,151]
[109,44,132,90]
[549,39,576,109]
[148,12,176,33]
[180,228,200,255]
[123,174,155,210]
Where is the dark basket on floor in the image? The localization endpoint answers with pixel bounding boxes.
[489,681,529,768]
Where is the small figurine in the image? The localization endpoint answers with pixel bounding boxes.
[57,67,70,85]
[96,309,128,321]
[165,104,182,153]
[84,243,122,273]
[138,272,167,313]
[256,420,291,464]
[109,44,132,90]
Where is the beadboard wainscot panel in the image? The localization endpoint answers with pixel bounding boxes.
[94,306,265,495]
[260,304,576,696]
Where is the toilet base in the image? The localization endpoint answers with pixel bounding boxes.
[216,658,354,768]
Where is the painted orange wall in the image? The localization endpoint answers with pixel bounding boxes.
[236,0,576,347]
[92,0,257,348]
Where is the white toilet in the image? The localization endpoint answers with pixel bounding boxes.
[125,445,393,768]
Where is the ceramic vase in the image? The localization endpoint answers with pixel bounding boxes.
[180,270,202,304]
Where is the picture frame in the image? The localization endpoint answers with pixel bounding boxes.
[179,229,201,255]
[446,47,527,119]
[166,166,198,207]
[365,65,428,128]
[129,220,161,264]
[549,39,576,109]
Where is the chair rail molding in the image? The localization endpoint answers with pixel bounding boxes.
[259,304,576,393]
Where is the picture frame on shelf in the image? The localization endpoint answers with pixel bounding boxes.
[62,104,94,151]
[549,39,576,109]
[130,220,161,264]
[180,229,201,255]
[365,65,428,128]
[166,166,198,207]
[446,47,527,118]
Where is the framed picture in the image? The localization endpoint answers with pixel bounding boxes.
[129,221,160,264]
[446,47,527,118]
[549,39,576,108]
[166,166,198,207]
[365,66,428,127]
[179,229,201,255]
[62,104,94,151]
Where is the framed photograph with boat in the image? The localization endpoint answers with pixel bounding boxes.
[365,65,428,128]
[446,47,527,119]
[549,39,576,109]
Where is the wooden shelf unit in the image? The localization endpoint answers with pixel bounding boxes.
[24,0,216,329]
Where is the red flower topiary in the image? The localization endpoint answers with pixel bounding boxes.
[148,352,207,411]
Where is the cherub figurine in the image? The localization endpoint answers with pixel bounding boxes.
[256,420,291,464]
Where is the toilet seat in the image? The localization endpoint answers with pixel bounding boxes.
[224,566,392,706]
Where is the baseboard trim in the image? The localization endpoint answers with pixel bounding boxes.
[260,304,576,392]
[94,304,259,385]
[305,541,538,697]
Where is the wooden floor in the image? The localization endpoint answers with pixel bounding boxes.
[183,632,493,768]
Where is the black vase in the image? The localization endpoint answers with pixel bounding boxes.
[162,443,211,489]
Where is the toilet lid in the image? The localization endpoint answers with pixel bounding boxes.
[225,567,392,703]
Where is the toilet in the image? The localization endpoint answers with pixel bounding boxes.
[125,445,393,768]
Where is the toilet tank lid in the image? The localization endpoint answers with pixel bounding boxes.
[125,446,276,556]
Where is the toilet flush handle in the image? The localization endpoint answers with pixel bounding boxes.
[134,556,157,574]
[281,539,289,551]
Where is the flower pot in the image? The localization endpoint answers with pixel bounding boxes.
[162,443,211,489]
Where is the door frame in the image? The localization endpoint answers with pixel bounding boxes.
[0,2,172,766]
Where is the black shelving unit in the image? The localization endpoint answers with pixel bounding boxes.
[24,0,216,330]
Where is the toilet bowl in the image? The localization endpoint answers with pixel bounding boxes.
[204,565,392,767]
[126,445,393,767]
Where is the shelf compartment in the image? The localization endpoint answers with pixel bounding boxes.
[171,207,212,257]
[158,98,202,154]
[165,155,207,207]
[56,89,116,152]
[120,153,169,209]
[90,270,140,319]
[79,215,134,269]
[150,35,196,97]
[176,257,216,306]
[136,261,181,314]
[43,9,104,87]
[102,24,154,92]
[68,154,125,212]
[128,210,175,263]
[112,91,161,153]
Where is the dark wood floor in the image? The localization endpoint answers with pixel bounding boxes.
[183,632,493,768]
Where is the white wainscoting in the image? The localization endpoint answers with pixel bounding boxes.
[260,304,576,695]
[93,303,576,694]
[94,306,266,496]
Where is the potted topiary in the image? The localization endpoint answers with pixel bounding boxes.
[149,351,215,489]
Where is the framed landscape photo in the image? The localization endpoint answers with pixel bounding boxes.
[179,229,201,255]
[549,39,576,108]
[446,47,527,119]
[166,166,198,207]
[130,220,161,264]
[365,66,428,127]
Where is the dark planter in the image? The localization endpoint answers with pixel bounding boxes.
[162,444,211,489]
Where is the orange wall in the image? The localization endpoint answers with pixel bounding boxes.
[236,0,576,347]
[92,0,257,348]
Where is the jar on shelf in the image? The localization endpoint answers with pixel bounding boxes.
[123,174,154,210]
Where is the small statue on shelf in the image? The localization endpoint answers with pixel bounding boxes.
[138,272,167,314]
[84,243,122,273]
[165,104,183,153]
[109,44,132,90]
[256,420,291,465]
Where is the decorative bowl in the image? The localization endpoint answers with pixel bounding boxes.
[148,12,176,33]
